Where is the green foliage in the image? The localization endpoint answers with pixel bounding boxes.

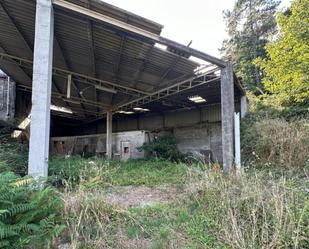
[138,135,185,162]
[222,0,280,92]
[0,137,28,176]
[0,172,64,248]
[48,155,88,187]
[242,118,309,168]
[241,94,309,168]
[255,0,309,105]
[49,156,188,188]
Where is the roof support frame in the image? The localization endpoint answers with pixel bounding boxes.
[54,35,88,111]
[117,68,220,112]
[0,1,33,54]
[18,86,104,118]
[0,52,149,96]
[158,41,193,85]
[109,34,126,105]
[17,84,109,109]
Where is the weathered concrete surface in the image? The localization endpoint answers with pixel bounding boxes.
[0,76,15,121]
[28,0,54,178]
[174,123,222,162]
[221,63,235,172]
[51,130,149,160]
[58,104,224,162]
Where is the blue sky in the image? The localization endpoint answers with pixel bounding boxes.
[103,0,292,57]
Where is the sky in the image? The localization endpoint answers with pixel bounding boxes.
[103,0,292,57]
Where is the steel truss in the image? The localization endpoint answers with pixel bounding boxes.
[0,52,149,97]
[116,67,220,112]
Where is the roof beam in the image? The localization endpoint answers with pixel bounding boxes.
[0,52,149,96]
[132,44,153,87]
[0,45,32,84]
[86,18,99,109]
[17,84,109,109]
[109,35,126,105]
[54,36,88,112]
[52,0,227,68]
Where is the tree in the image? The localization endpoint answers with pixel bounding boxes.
[221,0,280,92]
[255,0,309,105]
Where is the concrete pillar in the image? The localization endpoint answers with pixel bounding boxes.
[240,95,248,118]
[234,112,241,170]
[220,63,235,173]
[28,0,54,178]
[106,110,113,159]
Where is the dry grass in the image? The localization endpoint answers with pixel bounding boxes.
[57,164,309,249]
[242,118,309,168]
[186,167,309,249]
[60,187,119,249]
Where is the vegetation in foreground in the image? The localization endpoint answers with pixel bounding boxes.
[0,91,308,249]
[58,163,309,249]
[0,173,64,249]
[0,125,308,249]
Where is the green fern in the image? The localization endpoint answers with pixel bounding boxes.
[0,172,65,249]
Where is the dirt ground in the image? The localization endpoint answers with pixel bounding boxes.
[105,185,183,209]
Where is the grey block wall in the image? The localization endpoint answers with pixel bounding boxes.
[65,104,223,162]
[174,123,222,162]
[51,130,149,160]
[0,76,15,121]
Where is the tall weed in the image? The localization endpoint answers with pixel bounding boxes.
[186,168,309,248]
[242,118,309,168]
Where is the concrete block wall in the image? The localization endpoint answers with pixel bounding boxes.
[60,104,223,162]
[114,104,222,132]
[174,123,222,162]
[51,130,149,160]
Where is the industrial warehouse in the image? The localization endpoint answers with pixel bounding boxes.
[0,0,248,177]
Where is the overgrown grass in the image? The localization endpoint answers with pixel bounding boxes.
[58,164,309,249]
[241,93,309,169]
[242,118,309,168]
[186,167,309,248]
[49,157,189,188]
[1,94,308,248]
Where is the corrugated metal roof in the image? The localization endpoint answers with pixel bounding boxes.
[0,0,237,121]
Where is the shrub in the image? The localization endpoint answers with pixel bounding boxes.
[242,118,309,168]
[138,135,185,162]
[0,172,64,248]
[241,93,309,168]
